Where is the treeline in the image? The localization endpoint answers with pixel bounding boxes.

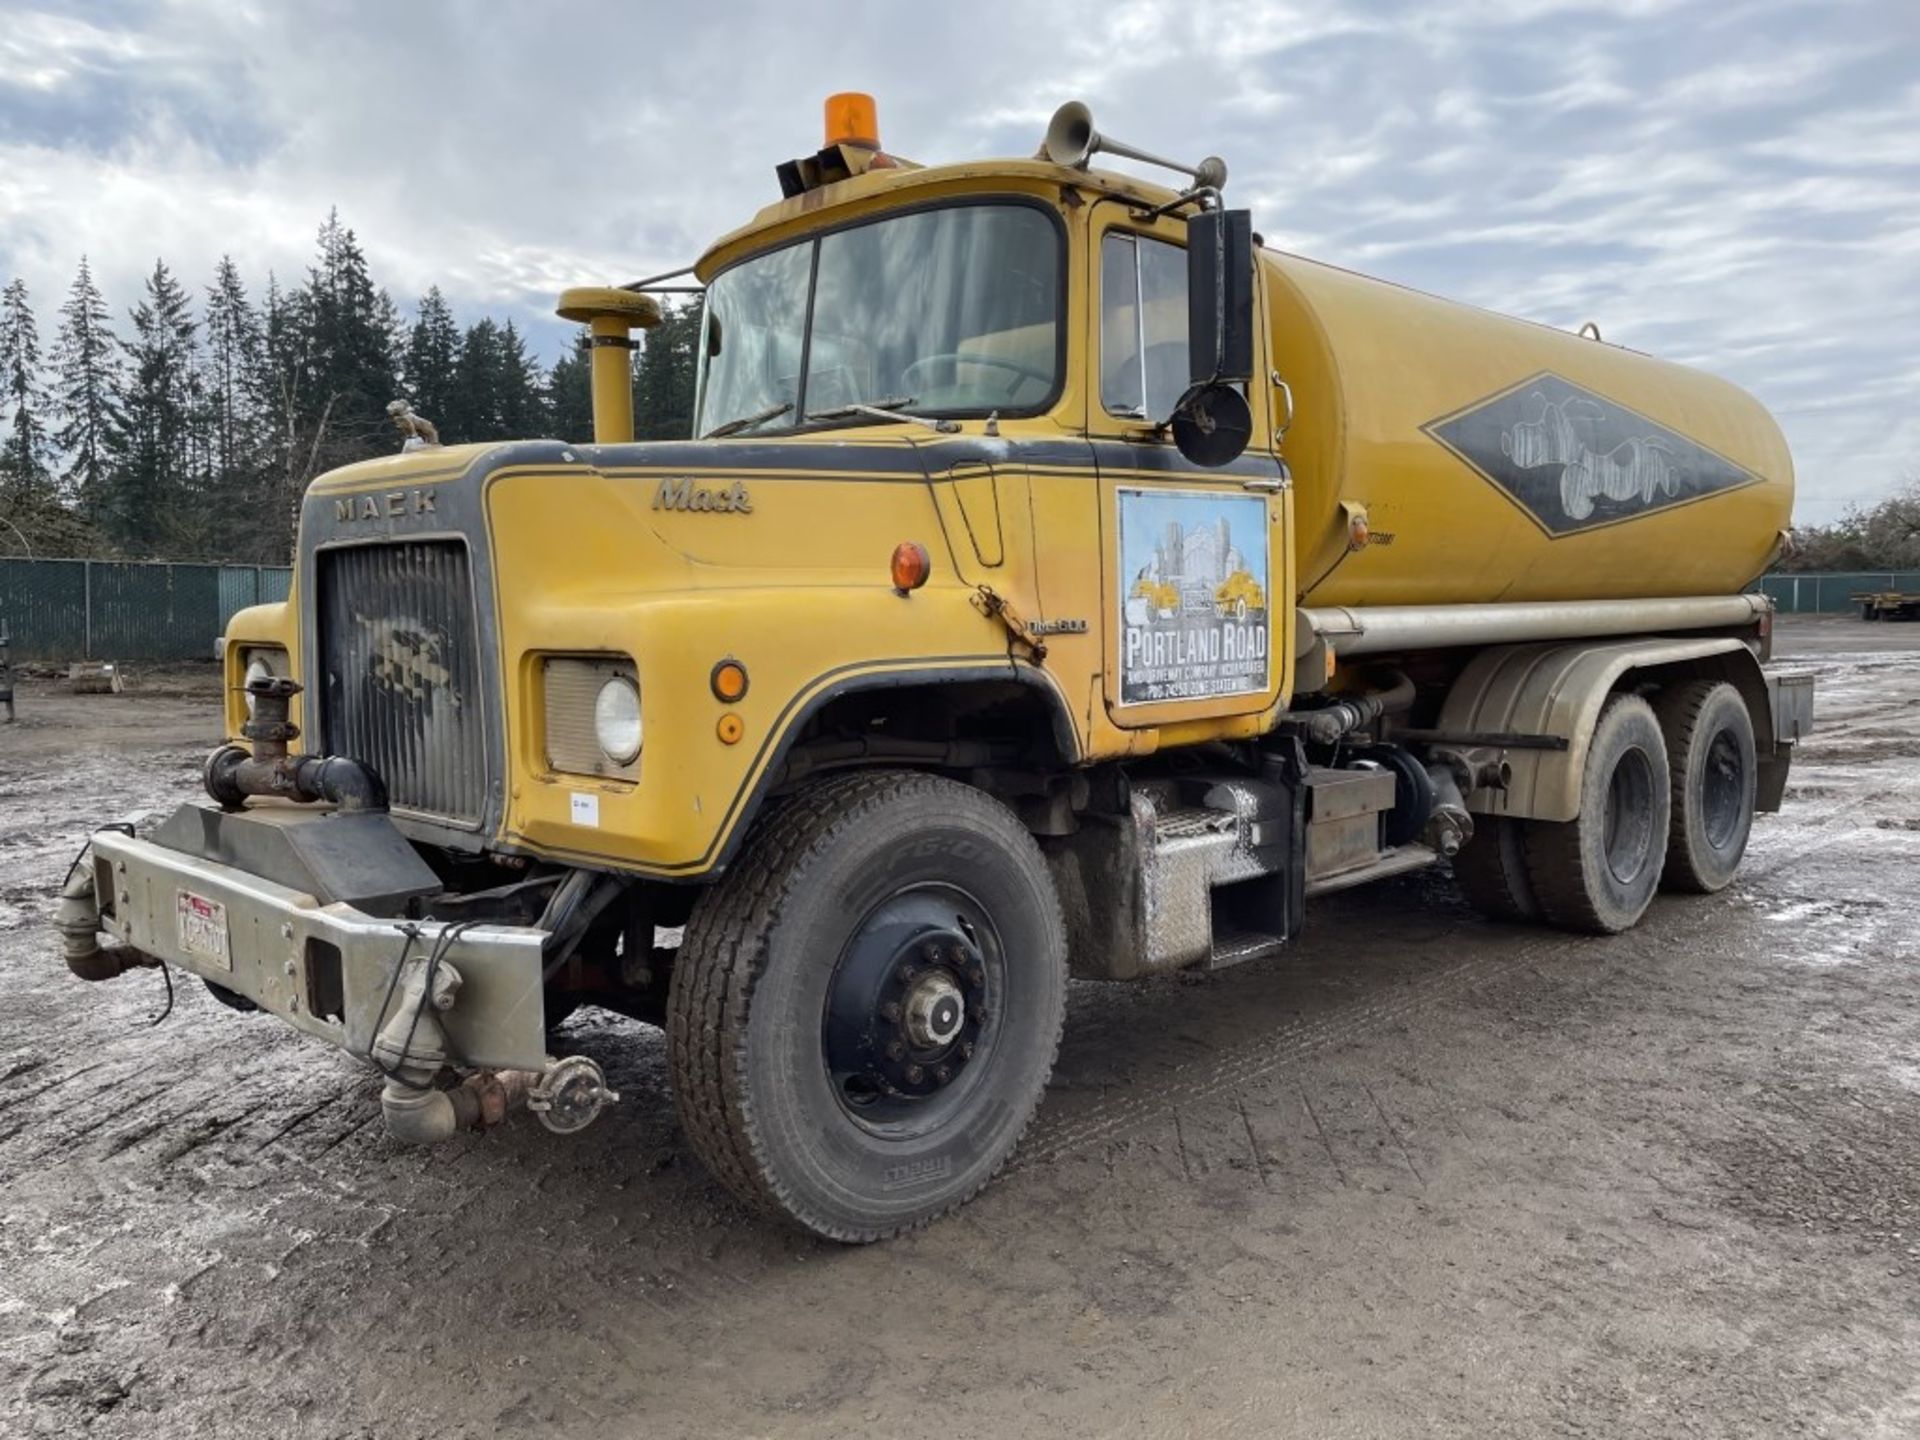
[1784,479,1920,573]
[0,211,702,564]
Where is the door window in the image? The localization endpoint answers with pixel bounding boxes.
[1100,232,1189,423]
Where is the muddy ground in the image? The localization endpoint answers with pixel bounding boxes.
[2,616,1918,1438]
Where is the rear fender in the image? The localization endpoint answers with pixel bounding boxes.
[1434,637,1771,822]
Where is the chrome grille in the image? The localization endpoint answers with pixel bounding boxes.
[317,541,486,821]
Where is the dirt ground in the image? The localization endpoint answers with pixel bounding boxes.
[3,616,1918,1439]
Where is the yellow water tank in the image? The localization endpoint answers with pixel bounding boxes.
[1262,250,1793,608]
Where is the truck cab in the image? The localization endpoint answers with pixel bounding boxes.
[62,96,1811,1241]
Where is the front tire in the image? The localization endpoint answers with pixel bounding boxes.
[667,771,1067,1242]
[1523,694,1671,934]
[1656,679,1757,894]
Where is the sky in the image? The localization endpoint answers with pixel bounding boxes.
[0,0,1914,522]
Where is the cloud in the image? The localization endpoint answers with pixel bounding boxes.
[0,0,1914,519]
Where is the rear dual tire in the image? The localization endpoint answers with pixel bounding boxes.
[1454,682,1759,932]
[1450,814,1540,923]
[1523,694,1671,934]
[1655,680,1756,894]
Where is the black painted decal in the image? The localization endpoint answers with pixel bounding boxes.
[1424,372,1758,536]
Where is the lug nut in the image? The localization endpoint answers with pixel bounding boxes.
[967,965,985,988]
[886,1040,906,1062]
[970,1005,988,1025]
[905,1064,925,1084]
[881,1001,902,1023]
[960,1040,975,1059]
[935,1065,952,1084]
[900,963,918,983]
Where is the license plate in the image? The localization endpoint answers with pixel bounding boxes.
[176,891,231,970]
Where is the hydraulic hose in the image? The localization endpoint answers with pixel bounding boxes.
[1295,669,1416,745]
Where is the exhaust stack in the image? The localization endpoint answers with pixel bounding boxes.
[556,286,663,444]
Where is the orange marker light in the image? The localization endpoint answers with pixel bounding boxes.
[890,541,931,595]
[1347,512,1371,552]
[710,658,749,703]
[717,713,744,745]
[824,92,880,150]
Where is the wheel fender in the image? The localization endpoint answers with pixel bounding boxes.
[1435,637,1762,823]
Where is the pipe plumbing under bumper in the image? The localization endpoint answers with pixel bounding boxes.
[66,825,619,1147]
[373,951,620,1144]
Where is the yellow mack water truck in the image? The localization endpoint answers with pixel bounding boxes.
[58,95,1814,1240]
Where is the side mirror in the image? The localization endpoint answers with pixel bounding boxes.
[1186,208,1254,386]
[1175,208,1255,467]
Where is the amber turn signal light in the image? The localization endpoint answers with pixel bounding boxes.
[710,658,749,703]
[890,541,931,595]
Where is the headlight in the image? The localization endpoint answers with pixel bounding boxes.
[593,676,643,765]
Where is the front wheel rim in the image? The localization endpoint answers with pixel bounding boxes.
[820,882,1003,1139]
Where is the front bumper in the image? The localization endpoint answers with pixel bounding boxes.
[88,830,551,1072]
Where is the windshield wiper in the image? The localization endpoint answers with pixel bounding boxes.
[703,401,792,439]
[806,396,960,434]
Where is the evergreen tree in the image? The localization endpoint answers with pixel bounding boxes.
[450,317,506,441]
[301,210,398,464]
[104,260,200,553]
[253,271,326,562]
[634,297,704,440]
[495,319,547,438]
[0,277,55,504]
[402,286,460,434]
[50,257,120,515]
[202,255,267,555]
[547,330,595,442]
[203,258,262,480]
[0,210,690,559]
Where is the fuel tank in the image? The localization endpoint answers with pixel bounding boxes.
[1262,250,1793,608]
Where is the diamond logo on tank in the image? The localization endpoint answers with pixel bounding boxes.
[1423,372,1761,536]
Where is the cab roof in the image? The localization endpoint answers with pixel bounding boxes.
[692,157,1186,280]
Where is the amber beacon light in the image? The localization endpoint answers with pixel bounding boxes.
[824,91,881,149]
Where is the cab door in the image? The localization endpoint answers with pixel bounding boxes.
[1086,199,1290,730]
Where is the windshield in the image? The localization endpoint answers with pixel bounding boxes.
[696,202,1061,437]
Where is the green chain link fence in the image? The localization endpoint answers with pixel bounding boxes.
[0,557,292,663]
[1752,571,1920,615]
[1,558,1908,663]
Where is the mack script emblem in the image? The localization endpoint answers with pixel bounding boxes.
[1423,373,1760,536]
[654,477,753,514]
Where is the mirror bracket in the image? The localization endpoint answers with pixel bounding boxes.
[1128,184,1222,224]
